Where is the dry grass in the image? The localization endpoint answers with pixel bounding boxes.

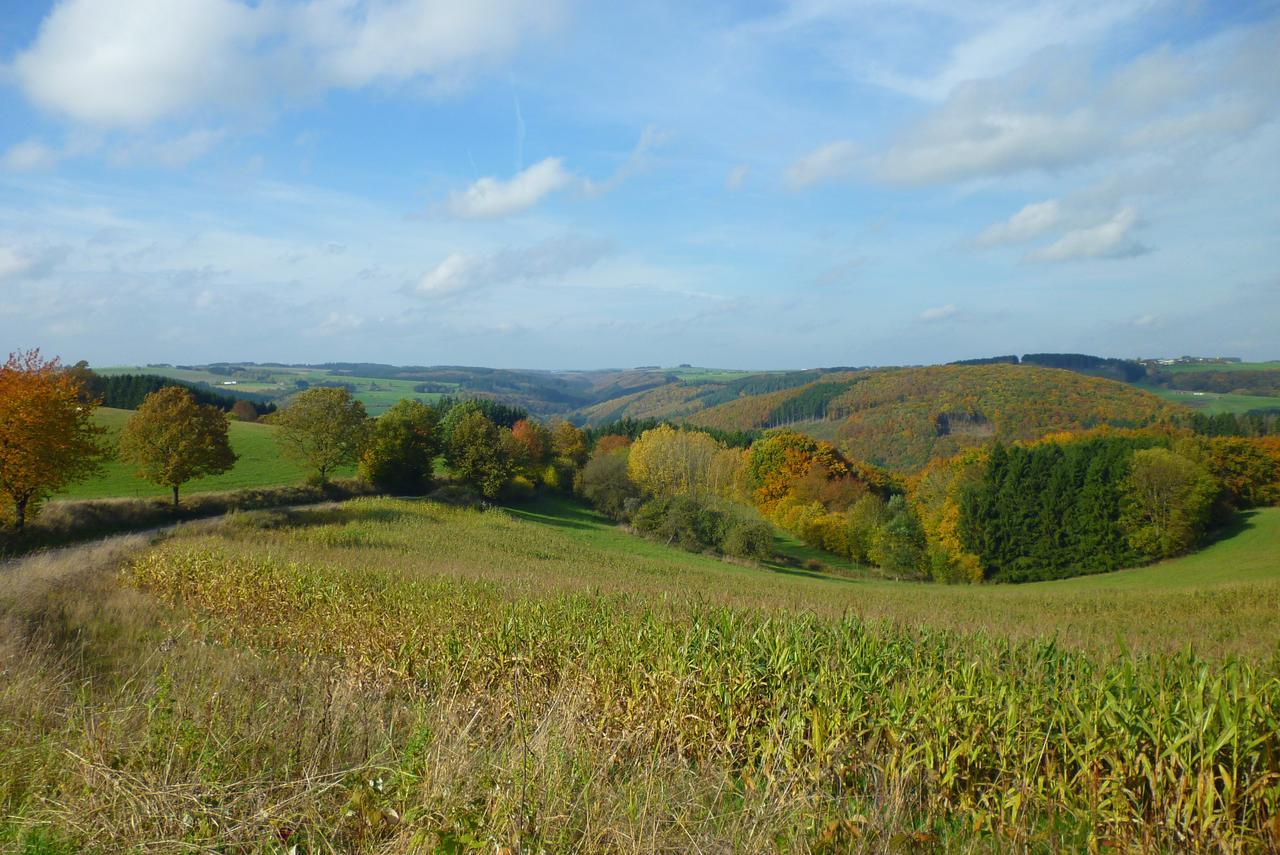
[0,478,376,558]
[2,498,1279,852]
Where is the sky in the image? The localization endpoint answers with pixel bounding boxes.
[1,0,1277,370]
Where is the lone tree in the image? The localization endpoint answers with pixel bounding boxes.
[275,387,368,483]
[359,398,440,494]
[0,349,108,530]
[119,386,238,508]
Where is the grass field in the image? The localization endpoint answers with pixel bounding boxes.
[96,365,454,415]
[2,494,1278,851]
[1146,386,1280,413]
[55,407,353,500]
[1156,361,1280,374]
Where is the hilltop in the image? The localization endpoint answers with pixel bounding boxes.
[577,363,1179,470]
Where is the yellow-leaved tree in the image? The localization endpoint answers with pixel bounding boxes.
[119,386,239,508]
[0,349,108,530]
[627,424,730,498]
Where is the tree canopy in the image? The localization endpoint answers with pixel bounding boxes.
[275,387,369,483]
[118,386,238,507]
[0,349,108,529]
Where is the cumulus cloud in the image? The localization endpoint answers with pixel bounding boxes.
[441,127,669,218]
[446,157,576,219]
[784,140,860,188]
[975,199,1062,246]
[919,304,959,322]
[414,236,613,298]
[1027,207,1147,262]
[876,27,1278,185]
[12,0,563,126]
[14,0,261,126]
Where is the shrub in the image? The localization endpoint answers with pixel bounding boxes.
[722,518,774,559]
[576,450,641,521]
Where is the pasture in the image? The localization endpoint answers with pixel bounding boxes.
[1147,387,1280,414]
[97,365,455,415]
[55,408,353,500]
[2,494,1277,851]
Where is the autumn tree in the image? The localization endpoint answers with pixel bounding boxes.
[743,429,853,511]
[358,398,441,494]
[628,424,728,498]
[230,399,258,422]
[0,349,108,530]
[592,434,631,457]
[119,386,238,507]
[550,420,588,468]
[509,418,552,477]
[275,387,369,483]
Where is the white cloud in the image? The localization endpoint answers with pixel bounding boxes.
[1027,207,1147,262]
[976,199,1061,246]
[920,304,959,322]
[864,1,1149,101]
[296,0,562,89]
[14,0,262,126]
[1133,314,1159,327]
[446,157,576,219]
[725,164,749,190]
[12,0,564,127]
[877,26,1278,185]
[2,139,60,172]
[414,236,613,298]
[784,140,860,188]
[882,99,1100,185]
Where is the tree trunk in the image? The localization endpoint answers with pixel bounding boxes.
[172,484,180,509]
[14,496,26,532]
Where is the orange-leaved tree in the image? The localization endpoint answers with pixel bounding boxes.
[119,386,238,508]
[0,349,108,530]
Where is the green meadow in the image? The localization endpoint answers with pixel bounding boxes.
[1147,386,1280,414]
[55,407,354,500]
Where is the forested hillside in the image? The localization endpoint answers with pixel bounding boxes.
[581,364,1178,471]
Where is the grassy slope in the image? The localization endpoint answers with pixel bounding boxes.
[57,407,353,500]
[507,495,1280,658]
[3,495,1276,850]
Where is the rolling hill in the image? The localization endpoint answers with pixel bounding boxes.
[577,364,1181,470]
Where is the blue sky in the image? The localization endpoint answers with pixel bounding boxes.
[1,0,1277,369]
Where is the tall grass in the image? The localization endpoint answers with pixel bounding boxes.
[0,478,375,557]
[3,497,1278,851]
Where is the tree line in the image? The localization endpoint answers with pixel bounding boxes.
[74,367,277,416]
[4,348,1279,585]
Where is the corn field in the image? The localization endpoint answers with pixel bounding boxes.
[3,498,1278,851]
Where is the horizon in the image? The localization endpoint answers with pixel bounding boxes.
[3,1,1279,368]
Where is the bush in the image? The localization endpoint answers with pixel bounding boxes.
[632,495,726,553]
[633,495,772,559]
[576,450,641,520]
[722,518,774,559]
